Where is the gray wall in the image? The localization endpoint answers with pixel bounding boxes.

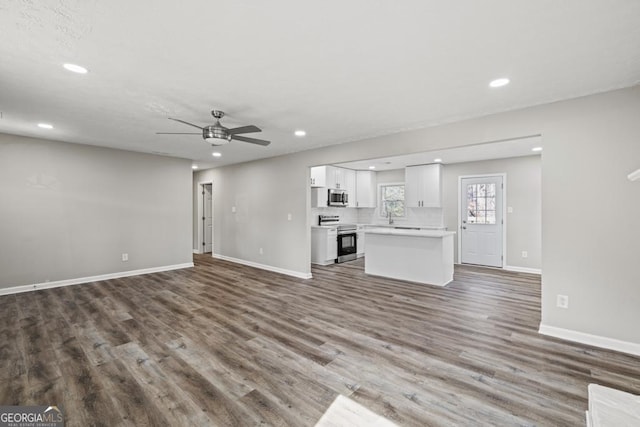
[194,155,310,272]
[0,134,193,288]
[195,85,640,345]
[442,155,541,269]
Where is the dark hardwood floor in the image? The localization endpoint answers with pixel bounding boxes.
[1,255,639,426]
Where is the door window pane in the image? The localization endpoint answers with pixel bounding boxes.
[466,183,497,225]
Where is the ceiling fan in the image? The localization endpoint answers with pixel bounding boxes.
[157,110,270,146]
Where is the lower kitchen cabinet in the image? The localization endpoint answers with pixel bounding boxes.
[311,227,337,265]
[356,226,365,258]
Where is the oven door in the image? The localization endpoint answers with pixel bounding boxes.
[336,232,357,263]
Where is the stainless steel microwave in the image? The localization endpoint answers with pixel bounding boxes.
[328,189,348,207]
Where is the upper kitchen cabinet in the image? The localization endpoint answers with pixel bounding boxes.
[310,165,354,191]
[310,166,330,187]
[343,168,357,207]
[356,170,377,208]
[405,164,442,208]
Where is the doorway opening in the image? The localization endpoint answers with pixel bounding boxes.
[458,174,506,268]
[198,182,213,254]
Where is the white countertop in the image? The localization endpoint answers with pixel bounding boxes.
[358,223,446,230]
[365,227,455,238]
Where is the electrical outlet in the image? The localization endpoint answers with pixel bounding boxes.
[259,248,264,255]
[507,206,514,213]
[522,251,528,258]
[122,253,129,262]
[231,206,236,213]
[287,213,292,221]
[557,294,569,309]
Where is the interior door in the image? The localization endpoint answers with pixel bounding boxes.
[203,184,213,253]
[460,176,503,267]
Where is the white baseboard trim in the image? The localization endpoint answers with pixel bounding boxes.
[504,265,542,275]
[0,262,194,297]
[212,253,312,280]
[539,324,640,357]
[193,249,202,254]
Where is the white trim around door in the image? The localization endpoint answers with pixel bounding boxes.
[457,173,507,268]
[197,181,214,255]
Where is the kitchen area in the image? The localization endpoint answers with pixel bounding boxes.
[309,137,543,286]
[310,162,456,286]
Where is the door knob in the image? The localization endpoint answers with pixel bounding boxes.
[461,226,467,230]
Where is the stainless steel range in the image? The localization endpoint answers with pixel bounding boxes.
[318,215,357,263]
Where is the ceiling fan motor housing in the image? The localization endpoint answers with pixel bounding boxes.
[203,125,231,145]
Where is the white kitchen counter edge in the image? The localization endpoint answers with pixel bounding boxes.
[365,228,456,238]
[358,224,446,230]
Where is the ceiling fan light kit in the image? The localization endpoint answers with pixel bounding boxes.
[156,109,270,147]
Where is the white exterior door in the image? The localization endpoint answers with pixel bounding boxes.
[460,176,503,267]
[203,184,213,253]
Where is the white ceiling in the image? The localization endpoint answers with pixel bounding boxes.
[0,1,639,169]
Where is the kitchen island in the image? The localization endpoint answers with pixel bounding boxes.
[364,228,456,286]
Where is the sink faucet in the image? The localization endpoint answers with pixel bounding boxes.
[387,211,394,225]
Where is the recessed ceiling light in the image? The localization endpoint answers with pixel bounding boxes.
[294,130,306,137]
[368,166,376,170]
[433,158,443,163]
[37,123,53,129]
[212,152,222,157]
[192,165,198,170]
[489,78,510,88]
[532,147,543,152]
[63,63,88,74]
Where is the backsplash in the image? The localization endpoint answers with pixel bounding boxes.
[358,207,444,227]
[310,207,359,225]
[310,206,444,228]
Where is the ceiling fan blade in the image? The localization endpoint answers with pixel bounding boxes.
[168,118,203,129]
[232,135,271,146]
[227,125,261,135]
[156,132,201,135]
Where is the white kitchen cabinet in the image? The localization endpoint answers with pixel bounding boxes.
[405,164,442,208]
[333,167,344,189]
[310,165,346,189]
[310,187,328,208]
[310,166,328,187]
[356,225,366,257]
[343,168,357,207]
[355,170,376,208]
[311,227,337,265]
